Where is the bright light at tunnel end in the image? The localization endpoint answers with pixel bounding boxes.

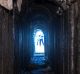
[34,29,45,54]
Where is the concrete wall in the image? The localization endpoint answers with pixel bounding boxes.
[0,6,14,74]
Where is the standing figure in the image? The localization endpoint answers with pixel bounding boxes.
[37,35,44,46]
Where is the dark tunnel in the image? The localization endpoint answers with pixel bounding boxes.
[13,1,70,74]
[0,0,80,74]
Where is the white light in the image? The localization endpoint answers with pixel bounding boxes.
[34,29,45,54]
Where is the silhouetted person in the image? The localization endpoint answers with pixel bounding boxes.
[37,35,44,46]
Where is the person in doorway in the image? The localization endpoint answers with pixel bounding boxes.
[37,35,44,46]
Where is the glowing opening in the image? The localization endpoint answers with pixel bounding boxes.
[34,29,45,54]
[31,29,45,64]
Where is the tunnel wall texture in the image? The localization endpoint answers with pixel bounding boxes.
[77,1,80,74]
[0,6,14,74]
[13,0,80,74]
[0,0,80,74]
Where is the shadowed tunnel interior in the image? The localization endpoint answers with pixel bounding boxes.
[0,0,80,74]
[13,0,75,74]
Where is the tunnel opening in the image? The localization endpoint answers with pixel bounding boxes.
[31,29,46,65]
[13,0,75,74]
[34,29,45,54]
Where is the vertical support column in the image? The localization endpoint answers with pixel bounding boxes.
[0,6,2,74]
[77,0,80,74]
[70,5,75,74]
[69,2,78,74]
[0,7,14,74]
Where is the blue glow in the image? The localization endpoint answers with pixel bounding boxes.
[34,29,45,54]
[31,29,45,64]
[32,56,45,64]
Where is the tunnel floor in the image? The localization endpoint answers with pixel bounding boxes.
[20,65,54,74]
